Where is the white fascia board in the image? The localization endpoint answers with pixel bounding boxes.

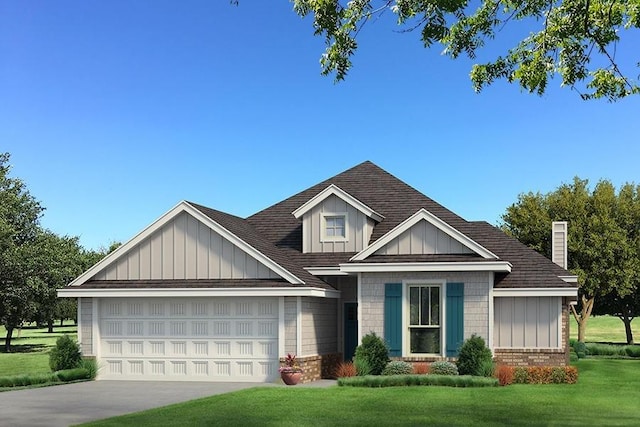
[351,208,498,261]
[492,287,578,297]
[291,184,384,222]
[304,267,349,276]
[559,275,578,283]
[339,261,512,273]
[67,201,303,287]
[57,287,340,299]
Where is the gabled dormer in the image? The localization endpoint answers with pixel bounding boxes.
[292,184,383,253]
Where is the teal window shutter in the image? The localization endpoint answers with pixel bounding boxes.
[445,283,464,357]
[384,283,402,357]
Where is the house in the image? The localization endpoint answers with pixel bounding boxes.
[59,161,578,382]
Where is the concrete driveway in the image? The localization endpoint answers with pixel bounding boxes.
[0,381,277,426]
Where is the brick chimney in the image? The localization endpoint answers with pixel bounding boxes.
[551,221,568,269]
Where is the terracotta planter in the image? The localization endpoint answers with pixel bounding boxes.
[280,371,303,385]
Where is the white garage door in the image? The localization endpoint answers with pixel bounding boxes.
[98,297,279,382]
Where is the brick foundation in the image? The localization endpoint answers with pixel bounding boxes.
[493,348,568,366]
[281,353,342,383]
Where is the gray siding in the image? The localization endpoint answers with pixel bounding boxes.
[375,220,474,255]
[302,195,374,253]
[79,297,93,356]
[284,297,297,355]
[494,297,561,348]
[93,212,280,281]
[360,272,491,349]
[301,297,338,356]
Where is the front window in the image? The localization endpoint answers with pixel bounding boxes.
[324,215,346,240]
[408,285,441,354]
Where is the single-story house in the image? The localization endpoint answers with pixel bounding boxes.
[59,161,578,382]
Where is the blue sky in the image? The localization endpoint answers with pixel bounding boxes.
[2,1,639,250]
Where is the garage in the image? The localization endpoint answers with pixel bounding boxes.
[97,297,279,382]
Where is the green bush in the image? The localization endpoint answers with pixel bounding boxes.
[382,361,413,376]
[430,361,458,376]
[574,342,587,359]
[625,346,640,358]
[354,332,389,375]
[513,367,529,384]
[478,359,495,378]
[585,343,626,357]
[338,374,497,388]
[56,368,91,382]
[81,358,99,379]
[49,335,82,372]
[456,334,493,376]
[354,355,372,376]
[550,367,567,384]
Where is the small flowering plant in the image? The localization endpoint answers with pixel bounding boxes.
[279,353,303,373]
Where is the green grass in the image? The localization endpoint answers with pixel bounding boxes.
[0,324,77,377]
[82,359,640,427]
[570,315,639,343]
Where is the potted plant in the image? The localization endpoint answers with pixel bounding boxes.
[279,353,303,385]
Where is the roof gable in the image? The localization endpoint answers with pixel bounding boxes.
[292,184,384,222]
[351,209,498,261]
[69,201,303,287]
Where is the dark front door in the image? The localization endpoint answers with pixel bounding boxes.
[344,302,358,361]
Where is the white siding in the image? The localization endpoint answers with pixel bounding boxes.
[302,195,374,253]
[360,272,491,345]
[375,220,475,255]
[93,212,280,281]
[301,297,338,356]
[494,297,561,348]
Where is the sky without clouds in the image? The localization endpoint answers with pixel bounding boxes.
[2,1,639,250]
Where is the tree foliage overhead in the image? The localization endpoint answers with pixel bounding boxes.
[291,0,640,101]
[502,177,640,342]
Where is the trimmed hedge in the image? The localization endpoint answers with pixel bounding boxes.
[0,366,94,389]
[338,374,498,388]
[505,366,578,385]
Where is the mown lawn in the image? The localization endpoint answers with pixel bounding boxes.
[82,359,640,427]
[570,315,639,343]
[0,325,77,377]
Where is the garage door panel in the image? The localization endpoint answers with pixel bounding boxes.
[98,297,279,381]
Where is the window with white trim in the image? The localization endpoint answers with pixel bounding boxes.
[408,284,441,354]
[323,214,347,240]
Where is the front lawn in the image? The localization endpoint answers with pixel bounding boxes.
[82,359,640,426]
[0,325,77,377]
[571,315,639,343]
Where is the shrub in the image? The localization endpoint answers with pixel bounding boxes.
[334,361,357,378]
[354,332,389,375]
[456,334,493,376]
[528,367,553,384]
[338,374,497,388]
[495,365,514,386]
[565,366,579,384]
[49,335,82,372]
[81,358,99,379]
[513,367,529,384]
[412,362,429,375]
[382,361,413,376]
[56,368,91,382]
[478,359,495,378]
[353,355,372,376]
[430,361,458,376]
[625,346,640,358]
[574,341,587,359]
[550,367,567,384]
[586,343,626,357]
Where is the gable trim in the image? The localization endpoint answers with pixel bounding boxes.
[340,261,512,273]
[292,184,384,222]
[351,208,499,261]
[493,288,578,297]
[67,201,304,287]
[58,287,340,298]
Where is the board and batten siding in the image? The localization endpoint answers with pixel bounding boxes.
[79,298,93,355]
[301,297,338,356]
[93,212,280,281]
[494,297,561,348]
[359,272,491,345]
[302,194,375,253]
[375,220,474,256]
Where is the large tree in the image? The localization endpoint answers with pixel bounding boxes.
[289,0,640,101]
[0,153,44,352]
[502,178,640,342]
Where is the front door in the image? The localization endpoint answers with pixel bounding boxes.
[344,302,358,361]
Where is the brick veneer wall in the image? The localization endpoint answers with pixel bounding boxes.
[282,353,342,383]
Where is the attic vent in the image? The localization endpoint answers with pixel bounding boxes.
[551,221,568,269]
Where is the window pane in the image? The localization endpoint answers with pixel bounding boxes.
[430,287,440,326]
[410,328,440,354]
[335,217,345,228]
[420,287,430,325]
[409,287,419,325]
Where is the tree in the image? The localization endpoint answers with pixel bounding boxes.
[0,152,44,352]
[290,0,640,101]
[502,178,640,342]
[594,289,640,344]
